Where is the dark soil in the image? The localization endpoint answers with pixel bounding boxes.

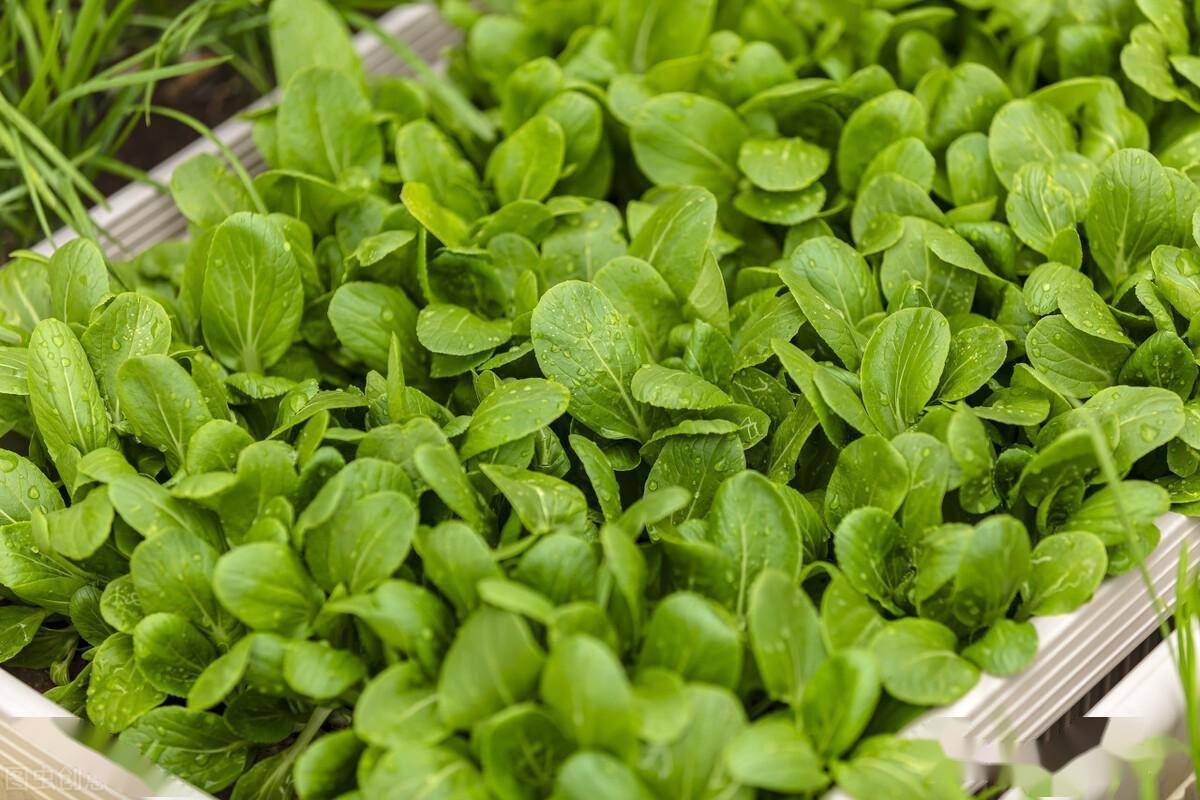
[6,666,57,693]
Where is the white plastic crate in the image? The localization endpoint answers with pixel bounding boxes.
[999,625,1197,799]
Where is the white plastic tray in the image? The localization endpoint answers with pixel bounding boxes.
[1,5,459,798]
[1000,624,1197,799]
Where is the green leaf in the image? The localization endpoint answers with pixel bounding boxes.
[354,662,446,747]
[0,522,88,613]
[417,304,513,357]
[119,707,249,793]
[461,378,569,459]
[988,99,1076,188]
[325,491,416,593]
[723,717,828,794]
[1085,149,1178,287]
[637,592,741,689]
[835,508,911,613]
[437,608,545,730]
[961,619,1038,676]
[213,542,324,637]
[710,473,802,616]
[833,736,963,799]
[400,182,469,247]
[1020,531,1108,616]
[825,435,910,530]
[28,318,113,471]
[860,307,951,436]
[630,364,731,410]
[328,281,422,377]
[1061,480,1170,545]
[202,214,303,373]
[130,530,231,639]
[532,281,650,441]
[361,742,489,800]
[0,605,47,661]
[283,640,366,699]
[275,0,361,76]
[112,475,222,548]
[630,93,747,196]
[476,704,572,800]
[276,67,381,181]
[747,568,825,704]
[614,0,716,71]
[872,618,979,705]
[482,464,588,537]
[87,633,167,733]
[1025,315,1130,398]
[739,136,828,192]
[48,239,108,327]
[132,612,217,696]
[293,729,363,800]
[801,649,881,758]
[627,187,727,331]
[117,355,212,467]
[487,115,565,205]
[44,485,112,560]
[839,91,927,193]
[938,323,1007,401]
[541,634,637,757]
[554,752,657,799]
[0,451,62,524]
[81,293,172,416]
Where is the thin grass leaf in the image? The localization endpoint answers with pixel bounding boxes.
[0,91,104,206]
[15,6,60,117]
[40,56,230,118]
[88,155,166,193]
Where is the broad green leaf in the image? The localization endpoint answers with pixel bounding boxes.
[1020,532,1107,616]
[461,378,569,459]
[87,633,167,734]
[437,608,545,730]
[839,91,926,194]
[872,619,979,705]
[28,318,114,470]
[801,650,881,758]
[860,307,951,436]
[532,281,650,441]
[738,137,828,192]
[213,542,324,637]
[541,635,636,758]
[724,717,828,794]
[47,239,108,327]
[1085,149,1178,287]
[487,115,565,204]
[117,355,212,467]
[276,67,381,181]
[202,214,303,373]
[748,569,825,704]
[81,293,172,416]
[630,93,748,197]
